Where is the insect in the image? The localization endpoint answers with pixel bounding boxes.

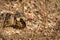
[11,17,26,29]
[1,12,26,29]
[13,12,26,29]
[17,17,26,29]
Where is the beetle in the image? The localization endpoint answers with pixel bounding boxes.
[10,17,26,29]
[3,12,26,29]
[13,12,26,29]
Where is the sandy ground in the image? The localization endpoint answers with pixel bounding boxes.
[0,0,60,40]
